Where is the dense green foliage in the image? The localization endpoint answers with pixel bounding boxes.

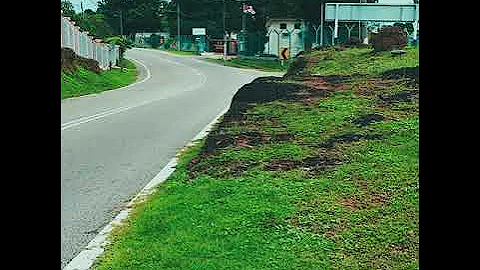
[104,36,134,60]
[61,1,115,39]
[97,0,170,37]
[63,0,377,40]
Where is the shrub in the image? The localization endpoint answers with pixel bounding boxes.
[104,36,132,61]
[343,36,363,47]
[149,34,160,48]
[370,26,407,52]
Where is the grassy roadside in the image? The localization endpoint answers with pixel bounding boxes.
[61,58,137,100]
[160,48,201,56]
[93,46,419,270]
[203,57,288,72]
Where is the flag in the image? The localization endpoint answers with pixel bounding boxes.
[243,4,256,15]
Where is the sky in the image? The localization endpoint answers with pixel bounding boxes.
[67,0,99,13]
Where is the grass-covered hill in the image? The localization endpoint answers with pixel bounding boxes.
[61,48,137,100]
[94,46,419,270]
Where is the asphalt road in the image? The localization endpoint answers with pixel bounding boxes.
[61,48,282,268]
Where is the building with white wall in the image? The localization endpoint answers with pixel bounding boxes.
[264,18,306,59]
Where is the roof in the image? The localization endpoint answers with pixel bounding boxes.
[265,18,305,27]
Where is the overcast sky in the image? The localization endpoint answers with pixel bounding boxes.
[68,0,98,13]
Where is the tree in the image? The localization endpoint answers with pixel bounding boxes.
[61,0,76,17]
[98,0,169,37]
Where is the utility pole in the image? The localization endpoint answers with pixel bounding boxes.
[320,1,324,46]
[177,2,181,51]
[223,0,227,60]
[240,1,246,55]
[119,11,123,37]
[241,2,246,31]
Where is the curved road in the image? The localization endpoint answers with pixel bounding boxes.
[61,48,282,268]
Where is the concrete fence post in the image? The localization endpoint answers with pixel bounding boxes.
[65,18,72,49]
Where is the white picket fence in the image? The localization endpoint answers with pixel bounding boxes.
[61,12,120,70]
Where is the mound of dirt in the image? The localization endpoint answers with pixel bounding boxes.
[379,90,419,105]
[61,47,101,73]
[264,154,343,175]
[284,54,307,78]
[382,66,419,85]
[223,78,310,121]
[200,130,295,155]
[322,133,384,147]
[352,114,385,127]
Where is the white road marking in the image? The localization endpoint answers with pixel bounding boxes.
[61,53,206,131]
[62,103,230,270]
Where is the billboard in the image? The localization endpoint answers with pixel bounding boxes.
[325,3,419,22]
[192,28,206,36]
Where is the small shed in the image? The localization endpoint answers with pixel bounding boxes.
[264,18,306,59]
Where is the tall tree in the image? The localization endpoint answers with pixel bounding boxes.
[61,0,76,17]
[98,0,169,37]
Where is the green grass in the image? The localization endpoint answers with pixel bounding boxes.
[204,57,288,72]
[310,46,419,76]
[61,58,137,100]
[161,48,201,56]
[93,46,418,270]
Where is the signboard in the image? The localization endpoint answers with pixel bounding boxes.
[325,3,419,22]
[280,48,289,60]
[192,28,206,36]
[324,3,419,41]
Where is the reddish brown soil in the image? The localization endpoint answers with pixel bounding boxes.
[61,47,101,73]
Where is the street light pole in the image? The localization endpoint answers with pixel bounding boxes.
[119,10,123,37]
[223,0,227,60]
[177,2,181,51]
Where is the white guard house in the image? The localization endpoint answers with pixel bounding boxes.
[264,18,306,59]
[135,32,170,45]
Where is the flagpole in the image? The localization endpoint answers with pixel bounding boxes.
[242,2,246,32]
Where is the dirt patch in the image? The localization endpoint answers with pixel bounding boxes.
[322,133,384,147]
[390,244,409,254]
[352,113,385,127]
[339,197,366,211]
[324,222,347,238]
[284,54,308,78]
[351,78,402,96]
[189,130,295,179]
[378,90,419,105]
[223,79,303,121]
[300,156,343,173]
[264,160,297,171]
[200,130,294,155]
[339,192,389,211]
[338,178,390,211]
[264,152,342,175]
[61,47,101,73]
[188,158,258,179]
[201,133,235,155]
[223,76,332,122]
[382,66,418,85]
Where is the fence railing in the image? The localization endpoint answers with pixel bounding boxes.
[61,13,120,70]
